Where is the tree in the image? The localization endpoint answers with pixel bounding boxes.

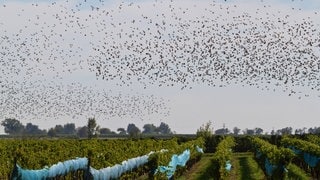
[243,128,255,135]
[196,121,214,153]
[255,127,263,135]
[54,125,64,134]
[157,122,172,134]
[24,123,46,135]
[47,123,76,135]
[295,128,306,135]
[127,123,141,137]
[196,121,213,138]
[99,128,115,135]
[47,128,57,137]
[233,127,241,135]
[87,118,99,139]
[271,129,275,135]
[63,123,76,134]
[77,126,88,138]
[308,128,314,134]
[215,128,229,135]
[280,127,292,135]
[276,129,282,135]
[142,124,158,134]
[117,128,126,135]
[308,127,320,134]
[1,118,24,135]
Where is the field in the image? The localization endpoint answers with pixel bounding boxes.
[0,135,319,179]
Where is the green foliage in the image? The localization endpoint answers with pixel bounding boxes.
[127,123,141,137]
[24,123,46,135]
[286,163,311,180]
[233,127,241,136]
[47,128,57,137]
[196,121,216,153]
[63,123,76,135]
[236,152,265,180]
[305,134,320,145]
[157,122,173,134]
[281,136,320,157]
[234,135,252,152]
[87,118,98,139]
[281,136,320,179]
[142,124,158,134]
[196,121,213,139]
[252,137,294,165]
[117,128,127,135]
[0,137,205,179]
[149,137,204,179]
[77,126,88,138]
[1,118,24,135]
[99,128,115,135]
[251,137,294,179]
[211,136,235,179]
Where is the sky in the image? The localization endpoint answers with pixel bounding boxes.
[0,0,320,134]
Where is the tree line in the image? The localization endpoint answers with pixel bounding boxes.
[2,118,319,138]
[215,126,320,135]
[197,121,320,136]
[0,118,173,138]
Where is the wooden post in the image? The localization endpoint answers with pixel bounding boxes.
[10,156,18,179]
[84,153,92,180]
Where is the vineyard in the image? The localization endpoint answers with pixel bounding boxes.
[0,135,320,179]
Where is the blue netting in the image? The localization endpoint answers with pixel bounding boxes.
[157,165,175,179]
[289,146,320,167]
[264,158,277,176]
[196,146,204,153]
[256,150,262,159]
[48,157,88,177]
[303,152,320,168]
[12,157,88,180]
[12,148,195,179]
[225,160,232,171]
[156,149,190,179]
[90,152,153,180]
[288,146,302,155]
[13,165,49,180]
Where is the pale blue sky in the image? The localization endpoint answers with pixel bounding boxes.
[0,0,320,134]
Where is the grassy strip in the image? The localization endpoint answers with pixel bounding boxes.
[227,153,241,180]
[176,153,214,180]
[178,152,266,180]
[286,163,312,180]
[236,152,266,180]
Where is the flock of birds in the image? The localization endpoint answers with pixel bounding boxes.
[86,0,320,94]
[0,0,320,122]
[0,80,170,121]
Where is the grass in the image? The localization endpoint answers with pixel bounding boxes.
[176,153,214,180]
[178,152,266,180]
[140,153,311,180]
[286,163,312,180]
[228,152,241,179]
[235,152,266,180]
